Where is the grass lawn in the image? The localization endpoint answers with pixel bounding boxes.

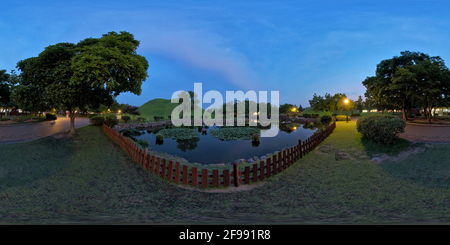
[1,122,450,224]
[300,108,403,117]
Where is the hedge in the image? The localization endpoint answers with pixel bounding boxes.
[356,114,406,145]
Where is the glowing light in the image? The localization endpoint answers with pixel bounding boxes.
[345,99,348,103]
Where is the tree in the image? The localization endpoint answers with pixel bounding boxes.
[15,31,148,134]
[123,105,141,119]
[363,51,433,121]
[0,70,11,117]
[337,96,355,115]
[356,95,364,112]
[308,93,324,112]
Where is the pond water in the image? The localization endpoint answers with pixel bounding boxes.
[134,122,321,165]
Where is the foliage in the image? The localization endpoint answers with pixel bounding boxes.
[320,115,332,124]
[156,133,164,141]
[356,114,406,145]
[120,128,143,138]
[209,127,260,141]
[137,139,149,149]
[335,115,351,121]
[14,31,149,135]
[312,114,320,118]
[302,113,311,118]
[90,116,105,126]
[121,115,131,123]
[105,115,118,128]
[124,106,141,119]
[157,128,199,140]
[137,117,145,122]
[251,134,260,142]
[45,113,57,120]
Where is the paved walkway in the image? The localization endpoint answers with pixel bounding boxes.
[351,116,450,143]
[0,117,91,144]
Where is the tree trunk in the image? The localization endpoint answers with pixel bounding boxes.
[428,108,432,124]
[69,113,78,135]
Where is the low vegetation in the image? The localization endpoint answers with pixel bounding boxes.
[357,114,406,145]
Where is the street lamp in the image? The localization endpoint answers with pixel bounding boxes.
[344,99,349,123]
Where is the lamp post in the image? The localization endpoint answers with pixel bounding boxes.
[345,99,349,123]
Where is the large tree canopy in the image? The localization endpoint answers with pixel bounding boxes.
[362,51,450,121]
[14,31,149,134]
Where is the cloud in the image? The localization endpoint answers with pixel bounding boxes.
[139,29,260,91]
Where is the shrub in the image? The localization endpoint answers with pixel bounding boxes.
[312,114,320,118]
[121,116,131,123]
[105,115,118,128]
[90,116,105,126]
[302,113,311,118]
[0,117,10,121]
[156,133,164,141]
[138,139,149,148]
[120,128,142,138]
[332,113,337,117]
[356,114,406,145]
[352,113,361,116]
[45,113,57,120]
[320,115,332,124]
[335,115,351,121]
[137,117,145,122]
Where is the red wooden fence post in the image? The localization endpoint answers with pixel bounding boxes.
[212,170,219,187]
[156,157,161,176]
[191,167,198,187]
[223,169,230,187]
[252,163,258,183]
[244,166,250,184]
[151,156,156,173]
[278,151,283,173]
[266,158,271,178]
[202,169,208,188]
[143,148,148,168]
[168,161,174,181]
[233,163,240,187]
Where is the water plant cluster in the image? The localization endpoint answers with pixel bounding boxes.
[157,128,199,140]
[209,127,260,141]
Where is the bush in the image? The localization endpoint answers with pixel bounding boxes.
[332,113,337,116]
[121,116,131,123]
[90,116,105,126]
[352,113,361,116]
[138,139,149,148]
[356,114,406,145]
[105,115,118,128]
[137,117,145,122]
[0,117,10,121]
[335,115,351,121]
[45,113,57,120]
[302,113,311,118]
[312,114,320,118]
[320,115,332,124]
[120,128,142,138]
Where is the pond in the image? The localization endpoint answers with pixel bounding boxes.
[133,122,322,165]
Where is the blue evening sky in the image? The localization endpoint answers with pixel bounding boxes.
[2,0,449,109]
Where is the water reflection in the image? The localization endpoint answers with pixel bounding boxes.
[134,122,320,164]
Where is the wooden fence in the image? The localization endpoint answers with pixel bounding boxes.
[102,121,336,188]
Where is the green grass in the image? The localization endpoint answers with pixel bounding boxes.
[300,108,403,117]
[2,122,450,224]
